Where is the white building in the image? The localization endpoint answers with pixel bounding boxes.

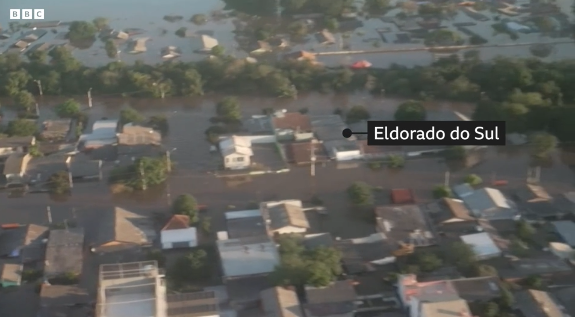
[323,140,362,161]
[160,215,198,250]
[217,238,280,279]
[460,232,502,260]
[80,119,119,149]
[219,136,253,170]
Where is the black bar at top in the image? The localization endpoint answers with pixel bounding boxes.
[366,121,506,146]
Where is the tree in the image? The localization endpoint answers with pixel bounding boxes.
[345,105,370,123]
[444,146,466,160]
[210,45,225,57]
[469,35,487,45]
[529,132,557,158]
[215,97,241,123]
[415,252,443,272]
[104,40,117,58]
[148,115,169,135]
[464,174,482,186]
[190,14,208,25]
[109,157,169,191]
[516,220,535,241]
[387,155,406,169]
[168,248,209,288]
[347,182,374,206]
[425,29,461,46]
[200,217,211,234]
[523,275,543,289]
[6,119,37,136]
[172,194,199,224]
[13,91,35,113]
[92,17,109,30]
[67,21,97,41]
[47,171,71,195]
[473,264,498,277]
[3,70,32,97]
[446,241,476,270]
[28,50,48,63]
[175,27,187,38]
[29,144,43,157]
[395,100,426,121]
[119,107,145,125]
[432,185,451,198]
[55,99,81,118]
[482,302,500,317]
[324,18,339,32]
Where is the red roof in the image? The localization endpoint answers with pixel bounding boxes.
[162,215,190,231]
[391,188,415,204]
[350,60,372,69]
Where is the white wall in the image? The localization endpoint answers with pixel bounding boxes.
[406,149,444,157]
[242,135,276,144]
[334,150,362,161]
[224,153,251,169]
[162,241,196,249]
[273,226,307,235]
[0,147,22,157]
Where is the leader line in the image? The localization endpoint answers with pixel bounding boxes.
[342,128,367,139]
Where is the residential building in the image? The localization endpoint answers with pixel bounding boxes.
[44,228,85,279]
[375,205,436,248]
[38,285,92,317]
[260,287,304,317]
[515,184,552,203]
[117,124,162,156]
[161,45,181,59]
[456,187,519,221]
[220,136,253,170]
[311,115,352,142]
[550,287,574,317]
[111,30,129,40]
[391,188,416,204]
[0,136,35,158]
[249,41,272,55]
[79,119,118,150]
[335,233,395,274]
[225,209,269,241]
[217,238,280,279]
[423,198,476,232]
[12,40,30,51]
[412,300,471,317]
[316,29,336,44]
[497,257,574,282]
[271,111,313,141]
[460,232,502,260]
[160,215,198,250]
[515,289,568,317]
[192,35,219,53]
[96,261,219,317]
[227,275,273,310]
[93,207,156,253]
[323,140,362,161]
[41,120,72,141]
[3,153,32,186]
[0,224,48,263]
[260,200,310,235]
[286,141,329,165]
[359,140,403,160]
[0,263,22,287]
[284,51,316,62]
[303,280,357,317]
[27,42,53,53]
[550,221,575,248]
[21,30,47,43]
[66,155,102,180]
[127,38,149,53]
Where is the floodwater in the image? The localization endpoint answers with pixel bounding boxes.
[0,0,573,67]
[0,93,574,240]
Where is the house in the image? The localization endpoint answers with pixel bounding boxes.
[423,198,476,232]
[79,119,118,150]
[497,257,574,282]
[38,285,91,317]
[413,299,472,317]
[44,228,84,279]
[21,30,47,43]
[93,207,156,253]
[249,40,272,54]
[0,224,48,262]
[284,51,316,62]
[0,136,35,158]
[550,287,574,317]
[550,221,575,248]
[12,40,30,51]
[27,42,53,53]
[219,136,253,170]
[3,153,32,186]
[460,232,502,260]
[40,120,71,141]
[228,275,273,310]
[359,140,403,160]
[66,155,102,180]
[335,233,395,274]
[127,37,149,53]
[161,45,181,59]
[192,35,219,53]
[217,238,280,279]
[391,188,416,204]
[271,111,314,141]
[111,30,129,40]
[311,115,351,142]
[261,287,304,317]
[316,29,336,44]
[0,263,22,287]
[166,291,220,317]
[261,200,310,235]
[548,242,574,262]
[286,141,329,165]
[225,209,269,241]
[514,184,552,203]
[457,187,519,221]
[375,205,436,248]
[160,215,198,249]
[303,280,357,317]
[515,289,569,317]
[117,124,162,156]
[323,140,362,161]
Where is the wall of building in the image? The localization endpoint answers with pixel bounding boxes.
[334,150,362,161]
[243,135,277,144]
[273,226,307,235]
[224,153,251,170]
[0,147,23,157]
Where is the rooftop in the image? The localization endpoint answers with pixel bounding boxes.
[128,37,149,53]
[304,280,357,317]
[391,188,415,204]
[499,257,573,280]
[462,188,518,220]
[227,275,273,304]
[0,136,35,149]
[335,233,392,274]
[3,153,31,175]
[192,35,218,51]
[244,116,274,134]
[39,284,91,317]
[287,142,329,165]
[0,263,22,284]
[261,287,304,317]
[424,198,475,225]
[225,210,269,241]
[68,157,102,178]
[303,233,335,250]
[449,276,502,301]
[261,200,310,231]
[420,300,471,317]
[162,215,190,231]
[0,224,48,261]
[96,207,156,250]
[45,228,84,277]
[220,136,253,157]
[460,232,501,258]
[515,290,564,317]
[375,205,436,247]
[551,221,575,247]
[310,115,350,142]
[117,124,161,146]
[41,120,72,140]
[515,184,552,203]
[272,112,312,132]
[166,291,219,317]
[217,238,280,278]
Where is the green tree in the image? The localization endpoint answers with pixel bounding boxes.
[175,27,187,38]
[6,119,37,136]
[464,174,482,186]
[3,70,31,97]
[516,220,535,241]
[47,171,71,195]
[210,45,225,57]
[148,115,169,135]
[425,29,461,46]
[109,157,168,190]
[395,100,426,121]
[323,18,339,32]
[523,275,543,289]
[200,217,211,234]
[446,241,476,270]
[172,194,199,224]
[13,91,36,113]
[119,107,145,125]
[482,302,500,317]
[387,155,405,169]
[92,17,109,30]
[416,252,443,272]
[55,99,81,118]
[529,132,557,158]
[28,50,48,63]
[215,97,241,123]
[345,105,370,123]
[432,185,451,198]
[347,182,374,206]
[29,144,43,157]
[104,40,117,58]
[67,21,97,41]
[168,248,209,288]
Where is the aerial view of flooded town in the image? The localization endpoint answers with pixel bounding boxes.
[0,0,574,316]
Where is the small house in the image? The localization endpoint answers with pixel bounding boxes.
[116,124,162,156]
[93,207,156,253]
[160,215,198,249]
[111,30,129,40]
[284,51,316,62]
[261,200,310,235]
[40,120,72,141]
[271,111,313,141]
[161,45,181,59]
[192,35,218,53]
[0,224,49,262]
[249,41,272,55]
[261,287,304,317]
[460,187,519,221]
[3,153,32,186]
[0,136,35,158]
[27,42,53,53]
[11,40,29,51]
[424,198,476,232]
[303,281,357,317]
[66,155,102,181]
[0,263,22,287]
[127,38,148,54]
[460,232,502,260]
[220,136,253,170]
[323,140,362,161]
[316,29,336,45]
[44,229,85,279]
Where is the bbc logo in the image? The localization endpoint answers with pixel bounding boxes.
[10,9,45,20]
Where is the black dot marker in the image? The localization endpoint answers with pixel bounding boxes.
[342,128,352,139]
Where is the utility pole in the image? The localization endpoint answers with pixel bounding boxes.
[68,170,74,189]
[159,86,165,99]
[444,170,450,188]
[87,88,93,108]
[46,206,52,225]
[139,162,147,191]
[34,79,43,96]
[310,139,316,177]
[35,103,40,116]
[166,150,172,173]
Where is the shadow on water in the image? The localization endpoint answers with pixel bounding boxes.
[109,183,168,204]
[48,192,71,203]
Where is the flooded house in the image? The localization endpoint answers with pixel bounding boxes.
[284,50,316,62]
[127,38,149,54]
[160,45,181,59]
[21,30,47,43]
[220,136,253,170]
[249,40,272,55]
[27,42,53,54]
[44,228,85,279]
[316,29,336,44]
[111,30,129,40]
[11,40,30,52]
[40,119,72,141]
[3,153,32,186]
[0,136,35,159]
[192,34,218,53]
[116,124,162,156]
